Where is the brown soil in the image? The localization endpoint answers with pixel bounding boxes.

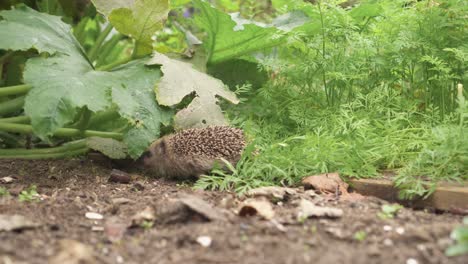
[0,158,466,264]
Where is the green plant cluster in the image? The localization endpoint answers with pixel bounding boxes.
[196,0,467,198]
[446,217,468,257]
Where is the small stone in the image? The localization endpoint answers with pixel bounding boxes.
[91,226,104,232]
[132,182,145,191]
[196,236,212,247]
[383,225,393,232]
[406,258,418,264]
[116,255,124,263]
[108,169,132,184]
[416,244,427,251]
[112,197,132,205]
[383,238,393,246]
[396,227,405,235]
[85,212,104,220]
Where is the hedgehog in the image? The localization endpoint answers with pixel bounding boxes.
[140,126,246,180]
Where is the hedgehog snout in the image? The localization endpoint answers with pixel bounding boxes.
[137,150,153,167]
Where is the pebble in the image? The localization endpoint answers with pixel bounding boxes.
[196,236,212,247]
[406,258,418,264]
[91,226,104,232]
[396,227,405,235]
[383,238,393,246]
[383,225,393,232]
[85,212,104,220]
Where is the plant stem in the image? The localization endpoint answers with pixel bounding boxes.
[131,42,143,60]
[0,123,123,140]
[88,109,121,127]
[71,107,92,130]
[0,115,30,124]
[0,51,13,65]
[88,24,114,62]
[317,1,329,106]
[0,139,87,155]
[0,148,88,159]
[0,131,22,147]
[96,57,132,71]
[95,33,124,67]
[0,84,32,96]
[0,96,25,116]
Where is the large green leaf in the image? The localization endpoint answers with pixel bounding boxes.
[110,61,172,157]
[91,0,134,16]
[148,52,238,130]
[93,0,169,57]
[193,0,285,65]
[193,0,311,65]
[0,6,85,58]
[87,137,128,159]
[0,7,167,158]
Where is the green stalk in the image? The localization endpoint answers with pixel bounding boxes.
[0,148,88,159]
[88,110,121,127]
[0,51,13,65]
[0,123,123,140]
[0,96,25,116]
[97,57,132,71]
[71,107,92,130]
[0,139,87,156]
[317,1,329,106]
[0,84,32,96]
[0,131,22,148]
[0,139,89,159]
[131,42,143,60]
[0,115,30,124]
[95,33,124,67]
[88,24,114,62]
[73,17,88,45]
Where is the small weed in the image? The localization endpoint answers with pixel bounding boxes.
[0,187,9,197]
[18,185,39,202]
[354,231,367,242]
[445,217,468,257]
[240,233,249,242]
[378,204,404,220]
[140,220,154,230]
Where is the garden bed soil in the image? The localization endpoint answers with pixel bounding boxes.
[0,159,466,264]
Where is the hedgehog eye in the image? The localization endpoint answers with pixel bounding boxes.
[141,150,152,159]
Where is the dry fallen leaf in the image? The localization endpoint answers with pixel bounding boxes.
[239,198,275,220]
[302,173,365,201]
[302,172,344,194]
[297,199,343,219]
[0,176,15,184]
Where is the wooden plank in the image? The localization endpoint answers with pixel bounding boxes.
[349,178,468,212]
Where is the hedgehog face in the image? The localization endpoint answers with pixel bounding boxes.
[141,138,167,168]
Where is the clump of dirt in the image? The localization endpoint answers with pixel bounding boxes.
[0,159,466,264]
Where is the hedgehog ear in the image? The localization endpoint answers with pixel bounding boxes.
[158,139,166,155]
